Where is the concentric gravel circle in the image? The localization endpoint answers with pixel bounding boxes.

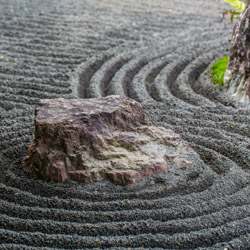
[0,0,249,249]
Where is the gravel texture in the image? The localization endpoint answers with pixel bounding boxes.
[0,0,249,249]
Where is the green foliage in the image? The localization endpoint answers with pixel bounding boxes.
[210,56,229,87]
[225,0,246,12]
[223,0,248,22]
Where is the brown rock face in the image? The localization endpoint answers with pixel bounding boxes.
[224,2,250,102]
[23,96,199,185]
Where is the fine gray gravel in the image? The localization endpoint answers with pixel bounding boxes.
[0,0,249,249]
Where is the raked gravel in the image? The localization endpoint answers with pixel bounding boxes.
[0,0,249,249]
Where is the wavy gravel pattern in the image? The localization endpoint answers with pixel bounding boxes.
[0,0,249,249]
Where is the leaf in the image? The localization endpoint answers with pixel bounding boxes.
[211,56,229,87]
[230,12,235,22]
[225,0,246,12]
[229,10,242,14]
[229,10,241,22]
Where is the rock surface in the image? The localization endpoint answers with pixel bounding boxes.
[23,96,199,185]
[224,2,250,102]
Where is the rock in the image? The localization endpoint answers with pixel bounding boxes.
[224,2,250,102]
[22,96,200,185]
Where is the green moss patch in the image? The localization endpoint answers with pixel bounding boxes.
[210,56,229,87]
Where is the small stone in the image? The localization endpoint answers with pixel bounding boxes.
[22,96,201,185]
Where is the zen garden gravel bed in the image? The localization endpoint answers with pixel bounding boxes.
[0,0,249,249]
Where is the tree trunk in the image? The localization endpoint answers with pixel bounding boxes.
[224,1,250,102]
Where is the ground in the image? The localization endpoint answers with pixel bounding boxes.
[0,0,249,249]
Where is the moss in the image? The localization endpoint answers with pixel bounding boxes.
[210,56,229,87]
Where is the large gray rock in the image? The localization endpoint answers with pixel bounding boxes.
[23,96,200,185]
[224,2,250,102]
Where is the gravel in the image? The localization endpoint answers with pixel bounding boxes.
[0,0,249,249]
